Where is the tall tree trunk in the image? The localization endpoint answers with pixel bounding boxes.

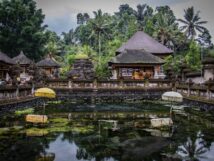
[31,83,35,95]
[161,35,165,45]
[98,31,101,66]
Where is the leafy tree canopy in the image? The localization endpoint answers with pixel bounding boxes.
[0,0,47,60]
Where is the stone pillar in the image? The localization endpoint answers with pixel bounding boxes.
[197,90,200,97]
[206,79,212,99]
[187,79,193,97]
[206,88,210,99]
[68,79,73,88]
[16,87,19,98]
[93,77,98,88]
[119,77,124,88]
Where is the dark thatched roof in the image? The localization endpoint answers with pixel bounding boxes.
[109,50,164,65]
[12,51,33,65]
[117,31,173,54]
[36,57,60,68]
[0,51,15,64]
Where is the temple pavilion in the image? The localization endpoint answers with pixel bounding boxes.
[109,31,173,80]
[0,51,15,80]
[13,51,33,81]
[36,57,60,78]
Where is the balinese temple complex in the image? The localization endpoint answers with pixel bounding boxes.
[0,51,15,80]
[36,56,60,78]
[12,51,33,81]
[109,31,173,79]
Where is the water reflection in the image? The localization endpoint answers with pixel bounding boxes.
[176,131,212,161]
[0,102,214,161]
[45,134,117,161]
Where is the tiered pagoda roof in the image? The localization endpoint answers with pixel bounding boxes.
[12,51,33,65]
[110,49,164,65]
[36,57,60,68]
[0,51,15,64]
[116,31,173,54]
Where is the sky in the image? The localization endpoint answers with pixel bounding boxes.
[35,0,214,42]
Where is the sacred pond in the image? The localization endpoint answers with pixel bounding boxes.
[0,101,214,161]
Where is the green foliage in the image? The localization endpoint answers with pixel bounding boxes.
[77,13,90,25]
[62,29,75,45]
[75,53,88,59]
[15,108,34,116]
[0,0,47,60]
[197,29,213,48]
[185,41,202,70]
[206,49,214,58]
[163,55,183,74]
[0,0,212,79]
[95,56,111,79]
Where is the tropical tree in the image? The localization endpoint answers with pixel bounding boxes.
[185,41,202,70]
[153,13,178,46]
[44,30,64,61]
[134,4,153,30]
[74,24,94,46]
[89,9,111,65]
[116,4,135,16]
[197,29,213,48]
[62,29,76,45]
[178,7,207,39]
[0,0,47,60]
[77,13,90,25]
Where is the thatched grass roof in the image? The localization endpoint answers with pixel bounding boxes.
[0,51,15,64]
[117,31,173,54]
[110,49,164,65]
[36,57,60,68]
[12,51,33,65]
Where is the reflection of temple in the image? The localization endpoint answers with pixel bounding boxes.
[109,31,173,80]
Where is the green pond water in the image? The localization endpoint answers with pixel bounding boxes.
[0,101,214,161]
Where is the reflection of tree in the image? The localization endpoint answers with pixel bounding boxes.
[0,131,60,161]
[176,131,209,161]
[62,128,122,161]
[76,148,90,160]
[0,134,43,161]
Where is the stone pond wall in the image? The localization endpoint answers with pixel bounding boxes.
[1,79,214,111]
[54,88,170,102]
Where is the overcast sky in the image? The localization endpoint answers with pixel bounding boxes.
[35,0,214,42]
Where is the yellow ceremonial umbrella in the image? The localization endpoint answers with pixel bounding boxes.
[34,88,56,99]
[26,88,56,123]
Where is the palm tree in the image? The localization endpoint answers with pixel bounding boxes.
[134,4,153,30]
[153,13,179,48]
[178,6,207,39]
[62,29,75,45]
[89,9,110,65]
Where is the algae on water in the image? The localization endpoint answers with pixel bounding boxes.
[15,108,34,116]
